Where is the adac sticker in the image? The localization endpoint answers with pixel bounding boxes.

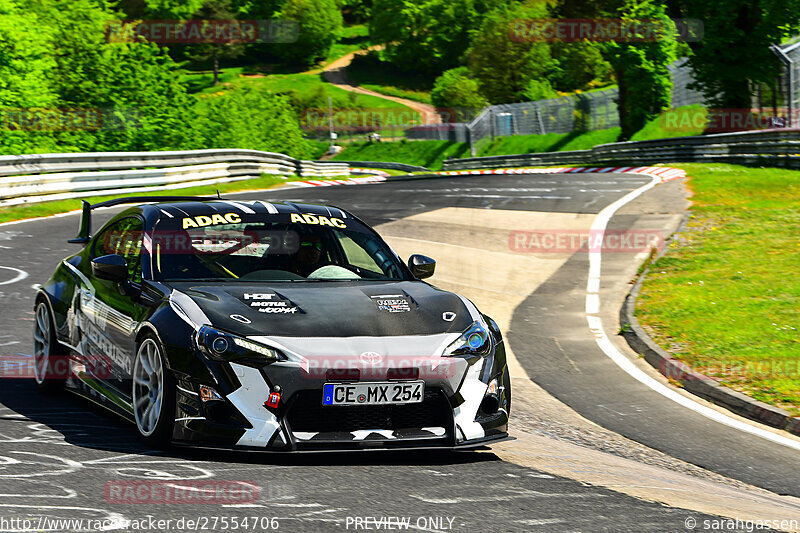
[182,212,241,229]
[241,291,302,314]
[290,213,346,228]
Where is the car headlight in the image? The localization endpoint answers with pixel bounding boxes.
[196,325,283,362]
[443,321,492,357]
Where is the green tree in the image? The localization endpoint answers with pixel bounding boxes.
[601,0,676,139]
[240,0,285,18]
[191,87,311,157]
[549,42,613,92]
[41,0,196,151]
[0,0,60,153]
[0,0,198,153]
[431,67,488,120]
[90,42,198,152]
[275,0,342,66]
[467,3,558,103]
[184,0,246,86]
[114,0,206,18]
[340,0,372,23]
[370,0,497,75]
[553,0,677,139]
[670,0,800,109]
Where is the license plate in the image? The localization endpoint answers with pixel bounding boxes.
[322,381,424,406]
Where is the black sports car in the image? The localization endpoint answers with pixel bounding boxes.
[34,196,511,451]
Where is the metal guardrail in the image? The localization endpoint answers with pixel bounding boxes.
[0,149,300,177]
[0,149,351,207]
[443,129,800,170]
[299,160,349,177]
[331,161,431,173]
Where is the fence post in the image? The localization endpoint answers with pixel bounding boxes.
[535,107,545,134]
[468,126,476,156]
[772,43,795,128]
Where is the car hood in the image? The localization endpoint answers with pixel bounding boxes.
[167,281,475,338]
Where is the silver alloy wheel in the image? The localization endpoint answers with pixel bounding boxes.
[133,338,165,437]
[33,302,51,385]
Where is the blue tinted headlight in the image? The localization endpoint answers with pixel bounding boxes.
[197,325,282,362]
[211,336,229,354]
[443,321,492,357]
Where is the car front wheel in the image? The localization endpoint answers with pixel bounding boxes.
[33,301,64,392]
[132,334,175,446]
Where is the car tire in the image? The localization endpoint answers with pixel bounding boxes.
[33,300,65,393]
[132,333,175,446]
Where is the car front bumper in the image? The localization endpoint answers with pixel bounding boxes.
[171,342,510,452]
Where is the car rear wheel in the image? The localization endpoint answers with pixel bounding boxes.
[33,301,63,392]
[132,335,175,446]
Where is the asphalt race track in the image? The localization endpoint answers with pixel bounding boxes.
[0,172,797,532]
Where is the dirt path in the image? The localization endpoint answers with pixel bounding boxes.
[321,47,441,125]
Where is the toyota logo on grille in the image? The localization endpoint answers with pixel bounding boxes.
[360,351,383,365]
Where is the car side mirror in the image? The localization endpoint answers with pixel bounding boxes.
[408,254,435,279]
[92,254,129,283]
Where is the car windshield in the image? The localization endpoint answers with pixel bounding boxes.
[149,212,410,283]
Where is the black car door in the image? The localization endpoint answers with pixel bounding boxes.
[81,216,150,395]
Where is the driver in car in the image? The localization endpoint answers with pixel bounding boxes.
[292,233,324,277]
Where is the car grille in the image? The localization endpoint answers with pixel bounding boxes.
[287,388,451,433]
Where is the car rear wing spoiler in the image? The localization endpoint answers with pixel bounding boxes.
[68,194,223,244]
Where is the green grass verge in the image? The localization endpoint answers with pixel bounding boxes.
[357,84,432,105]
[308,140,332,159]
[630,105,707,141]
[192,70,405,109]
[0,174,348,226]
[476,129,621,156]
[188,68,422,139]
[331,140,470,170]
[637,163,800,415]
[332,129,621,169]
[325,24,369,65]
[333,104,710,167]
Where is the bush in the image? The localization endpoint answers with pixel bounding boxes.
[431,68,488,121]
[0,0,195,154]
[522,79,558,101]
[191,87,312,159]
